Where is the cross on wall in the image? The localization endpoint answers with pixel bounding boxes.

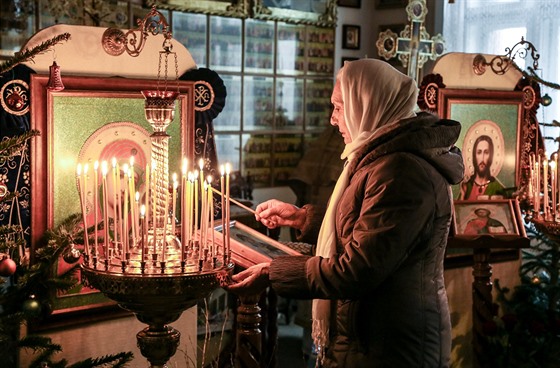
[376,0,445,83]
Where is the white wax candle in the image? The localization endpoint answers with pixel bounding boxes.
[544,159,549,218]
[76,164,90,258]
[172,173,178,237]
[93,161,99,255]
[134,191,140,247]
[140,205,146,262]
[83,164,90,256]
[122,164,129,254]
[112,158,119,244]
[225,163,231,260]
[220,165,225,262]
[101,161,110,260]
[194,170,199,240]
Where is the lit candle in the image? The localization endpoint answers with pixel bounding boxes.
[83,163,91,258]
[101,161,110,260]
[128,166,136,250]
[93,160,99,256]
[544,158,549,219]
[116,163,123,254]
[549,160,556,221]
[201,181,208,256]
[225,163,231,261]
[208,176,215,257]
[76,164,90,258]
[112,158,119,245]
[122,163,129,254]
[536,160,541,215]
[194,170,199,241]
[140,204,146,262]
[134,191,140,248]
[172,173,178,237]
[206,176,213,252]
[220,165,225,263]
[181,160,188,259]
[188,172,194,244]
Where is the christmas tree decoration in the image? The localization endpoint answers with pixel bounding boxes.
[22,295,42,318]
[62,243,81,264]
[0,255,16,276]
[46,61,64,91]
[541,93,553,106]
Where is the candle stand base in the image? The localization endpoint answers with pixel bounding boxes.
[81,263,233,367]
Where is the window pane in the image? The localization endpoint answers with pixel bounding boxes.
[243,76,274,131]
[209,16,242,72]
[243,134,272,187]
[277,22,306,75]
[276,77,304,130]
[173,12,207,67]
[306,78,333,129]
[213,75,241,131]
[245,19,274,74]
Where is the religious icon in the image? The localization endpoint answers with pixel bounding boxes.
[459,120,507,201]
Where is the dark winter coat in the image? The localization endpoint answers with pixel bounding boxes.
[269,112,464,367]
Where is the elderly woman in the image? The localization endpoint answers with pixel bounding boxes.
[227,59,464,368]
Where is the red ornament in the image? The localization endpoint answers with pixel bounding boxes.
[0,256,17,277]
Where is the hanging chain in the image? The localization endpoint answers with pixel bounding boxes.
[155,37,179,94]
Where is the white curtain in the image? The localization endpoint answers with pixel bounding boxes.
[443,0,560,155]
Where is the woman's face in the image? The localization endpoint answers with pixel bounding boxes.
[330,80,351,144]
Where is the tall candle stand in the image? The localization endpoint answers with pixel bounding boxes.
[80,84,232,368]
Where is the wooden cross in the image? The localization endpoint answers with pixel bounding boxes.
[376,0,445,83]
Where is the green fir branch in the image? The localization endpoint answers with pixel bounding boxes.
[0,130,40,164]
[0,33,71,75]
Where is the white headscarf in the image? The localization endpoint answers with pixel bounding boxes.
[312,59,419,364]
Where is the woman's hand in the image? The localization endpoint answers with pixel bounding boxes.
[226,262,271,296]
[255,199,306,230]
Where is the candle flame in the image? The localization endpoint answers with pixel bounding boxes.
[84,163,89,174]
[130,156,135,167]
[101,161,108,176]
[182,158,188,174]
[220,164,225,176]
[94,160,99,170]
[225,162,231,175]
[140,204,146,217]
[76,163,82,176]
[135,191,140,202]
[112,157,117,168]
[199,158,204,170]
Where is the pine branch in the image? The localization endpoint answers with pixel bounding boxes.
[67,352,134,368]
[0,130,40,164]
[0,33,71,75]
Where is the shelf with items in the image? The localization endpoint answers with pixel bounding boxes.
[245,19,275,74]
[276,22,306,75]
[305,78,334,128]
[306,26,334,75]
[272,134,304,184]
[243,76,275,130]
